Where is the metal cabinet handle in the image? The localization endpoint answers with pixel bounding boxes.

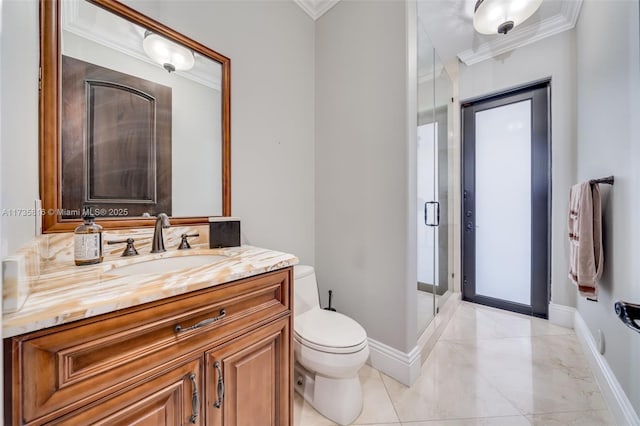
[174,309,226,333]
[615,301,640,334]
[188,373,199,424]
[213,361,225,409]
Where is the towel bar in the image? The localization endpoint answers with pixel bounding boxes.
[615,301,640,334]
[589,176,614,185]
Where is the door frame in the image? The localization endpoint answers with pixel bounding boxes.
[461,80,551,318]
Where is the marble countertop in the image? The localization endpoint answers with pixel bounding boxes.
[2,245,298,338]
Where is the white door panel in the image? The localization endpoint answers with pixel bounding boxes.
[475,101,531,305]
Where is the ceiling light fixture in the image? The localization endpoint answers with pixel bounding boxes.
[473,0,543,35]
[142,31,195,73]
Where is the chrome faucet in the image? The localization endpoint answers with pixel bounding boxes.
[151,213,171,253]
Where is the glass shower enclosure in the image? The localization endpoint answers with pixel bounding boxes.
[416,17,454,336]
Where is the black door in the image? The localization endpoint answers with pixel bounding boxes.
[461,82,550,318]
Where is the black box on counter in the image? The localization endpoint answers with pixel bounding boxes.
[209,217,241,248]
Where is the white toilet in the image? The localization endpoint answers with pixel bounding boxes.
[293,265,369,425]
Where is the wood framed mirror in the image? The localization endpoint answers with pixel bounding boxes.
[40,0,230,233]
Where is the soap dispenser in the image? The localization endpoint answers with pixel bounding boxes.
[74,211,103,266]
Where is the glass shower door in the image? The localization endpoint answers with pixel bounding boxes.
[416,24,436,335]
[417,121,438,288]
[417,120,438,333]
[416,22,453,335]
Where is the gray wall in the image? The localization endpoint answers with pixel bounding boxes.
[315,0,417,353]
[0,0,39,257]
[1,0,316,264]
[458,30,578,308]
[575,0,640,412]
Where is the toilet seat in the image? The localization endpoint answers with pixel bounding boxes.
[295,308,368,354]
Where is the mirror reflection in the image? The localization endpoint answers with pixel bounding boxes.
[60,0,223,219]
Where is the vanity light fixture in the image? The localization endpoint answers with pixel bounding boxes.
[473,0,543,35]
[142,31,195,73]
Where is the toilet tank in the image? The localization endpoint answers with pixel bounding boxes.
[293,265,320,316]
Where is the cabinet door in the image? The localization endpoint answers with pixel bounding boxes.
[206,317,291,426]
[52,357,204,426]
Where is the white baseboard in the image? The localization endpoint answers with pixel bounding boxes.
[367,338,421,387]
[574,311,640,426]
[548,302,576,328]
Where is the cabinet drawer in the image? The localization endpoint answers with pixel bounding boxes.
[8,268,291,425]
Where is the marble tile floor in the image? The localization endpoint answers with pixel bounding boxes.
[293,301,614,426]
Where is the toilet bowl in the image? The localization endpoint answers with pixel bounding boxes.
[293,265,369,425]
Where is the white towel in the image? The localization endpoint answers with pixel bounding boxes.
[568,182,603,299]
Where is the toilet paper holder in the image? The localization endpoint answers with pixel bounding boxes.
[324,290,336,312]
[615,301,640,334]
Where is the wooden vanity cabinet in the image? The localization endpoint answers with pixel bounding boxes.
[4,268,293,426]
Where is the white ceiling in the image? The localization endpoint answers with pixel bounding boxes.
[417,0,582,74]
[295,0,582,79]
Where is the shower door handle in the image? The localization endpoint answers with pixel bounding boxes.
[425,201,440,227]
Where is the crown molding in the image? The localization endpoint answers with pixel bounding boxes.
[294,0,341,20]
[458,0,583,66]
[561,0,583,24]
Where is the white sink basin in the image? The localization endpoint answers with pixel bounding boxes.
[109,254,226,276]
